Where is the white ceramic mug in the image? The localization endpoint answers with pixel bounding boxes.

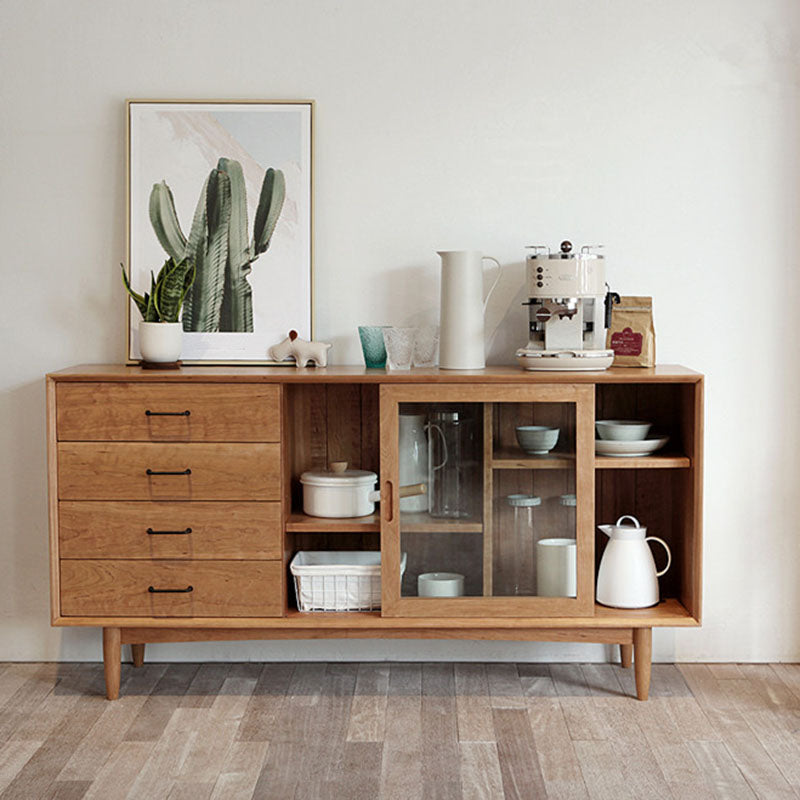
[536,538,577,597]
[418,572,465,597]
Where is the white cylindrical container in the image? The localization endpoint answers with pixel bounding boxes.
[437,250,501,370]
[536,538,577,597]
[418,572,465,597]
[399,414,428,512]
[300,469,380,518]
[139,321,182,363]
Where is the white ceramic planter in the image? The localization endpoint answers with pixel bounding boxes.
[139,322,182,363]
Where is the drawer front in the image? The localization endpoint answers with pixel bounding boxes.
[59,501,282,560]
[56,383,280,442]
[58,442,280,501]
[60,559,283,617]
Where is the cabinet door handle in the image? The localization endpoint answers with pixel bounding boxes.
[146,527,192,535]
[384,480,394,523]
[145,468,192,476]
[145,410,191,416]
[148,585,193,593]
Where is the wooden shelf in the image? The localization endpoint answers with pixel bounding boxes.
[62,598,698,630]
[490,450,690,470]
[401,512,483,533]
[286,511,483,534]
[595,454,690,469]
[491,450,575,470]
[286,512,380,532]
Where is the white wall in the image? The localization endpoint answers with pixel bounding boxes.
[2,0,799,663]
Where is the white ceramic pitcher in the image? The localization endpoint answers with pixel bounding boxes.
[596,515,671,608]
[438,251,501,370]
[398,413,428,512]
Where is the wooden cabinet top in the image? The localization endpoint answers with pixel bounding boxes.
[48,364,703,384]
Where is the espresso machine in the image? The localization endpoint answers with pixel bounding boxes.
[516,241,618,371]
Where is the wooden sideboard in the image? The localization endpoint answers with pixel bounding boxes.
[46,364,703,701]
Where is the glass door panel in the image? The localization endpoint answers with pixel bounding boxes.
[381,384,593,617]
[489,402,577,599]
[398,402,484,599]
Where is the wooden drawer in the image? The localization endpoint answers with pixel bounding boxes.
[56,383,280,442]
[57,442,280,501]
[59,501,282,560]
[60,559,283,617]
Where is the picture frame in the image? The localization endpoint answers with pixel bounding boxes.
[126,99,313,364]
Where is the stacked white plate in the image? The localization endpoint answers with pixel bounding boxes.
[595,419,668,457]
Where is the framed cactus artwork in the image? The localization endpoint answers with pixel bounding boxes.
[126,100,312,363]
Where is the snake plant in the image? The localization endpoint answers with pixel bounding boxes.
[121,258,196,323]
[148,158,285,333]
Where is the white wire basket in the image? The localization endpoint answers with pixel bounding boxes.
[290,551,407,612]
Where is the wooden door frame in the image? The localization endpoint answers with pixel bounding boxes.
[380,383,595,618]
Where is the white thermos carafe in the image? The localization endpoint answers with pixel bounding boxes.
[437,251,501,369]
[596,515,672,608]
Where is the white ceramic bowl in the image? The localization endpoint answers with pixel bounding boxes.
[515,425,559,454]
[418,572,465,597]
[595,420,652,441]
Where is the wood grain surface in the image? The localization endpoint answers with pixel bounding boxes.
[59,501,282,560]
[0,660,793,800]
[56,383,281,442]
[60,560,283,618]
[57,443,280,501]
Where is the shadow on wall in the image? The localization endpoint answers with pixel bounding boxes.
[1,380,52,630]
[358,257,528,367]
[486,259,527,365]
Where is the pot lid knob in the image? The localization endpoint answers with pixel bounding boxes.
[560,240,572,254]
[329,461,348,473]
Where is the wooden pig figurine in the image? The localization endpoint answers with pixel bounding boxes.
[269,330,332,367]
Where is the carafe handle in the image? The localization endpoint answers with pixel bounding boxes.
[482,257,502,313]
[425,423,448,470]
[645,536,672,577]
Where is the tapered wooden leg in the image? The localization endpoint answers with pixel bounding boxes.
[131,643,145,667]
[633,627,652,701]
[103,627,121,700]
[620,643,633,668]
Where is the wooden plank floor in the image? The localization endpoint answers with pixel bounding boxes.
[0,662,798,799]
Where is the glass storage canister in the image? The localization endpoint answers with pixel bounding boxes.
[505,494,542,595]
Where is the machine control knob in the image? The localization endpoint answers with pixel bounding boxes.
[560,240,572,254]
[535,306,552,323]
[537,281,544,288]
[536,266,543,273]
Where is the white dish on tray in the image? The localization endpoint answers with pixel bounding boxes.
[595,437,669,457]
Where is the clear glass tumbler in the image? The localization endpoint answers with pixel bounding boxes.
[413,325,440,367]
[383,327,415,370]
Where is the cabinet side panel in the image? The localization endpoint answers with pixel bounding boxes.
[678,380,703,622]
[47,377,60,623]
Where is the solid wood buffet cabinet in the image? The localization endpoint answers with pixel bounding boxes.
[46,365,703,701]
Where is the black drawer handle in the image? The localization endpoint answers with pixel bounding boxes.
[145,468,192,476]
[148,585,193,594]
[145,410,191,417]
[146,527,192,535]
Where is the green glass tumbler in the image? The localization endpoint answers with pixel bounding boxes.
[358,326,388,368]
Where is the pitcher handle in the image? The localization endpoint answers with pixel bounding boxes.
[425,423,448,470]
[645,536,672,577]
[481,257,502,313]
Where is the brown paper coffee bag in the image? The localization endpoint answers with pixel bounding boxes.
[606,296,655,367]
